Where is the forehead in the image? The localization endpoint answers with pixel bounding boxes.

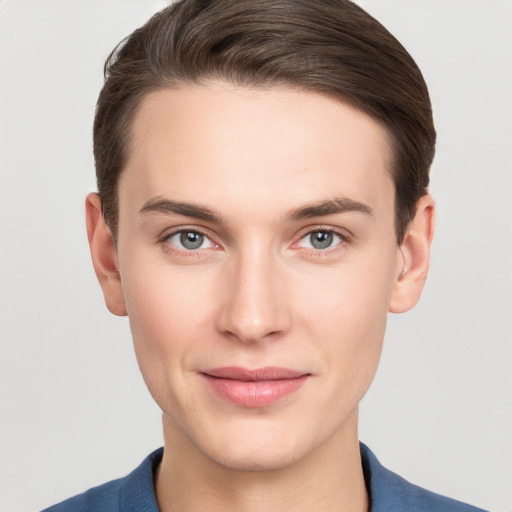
[120,82,394,220]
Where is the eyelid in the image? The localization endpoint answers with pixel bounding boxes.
[292,225,352,252]
[157,224,351,254]
[296,225,351,241]
[159,225,221,252]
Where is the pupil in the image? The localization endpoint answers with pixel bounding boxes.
[311,231,333,249]
[180,231,203,249]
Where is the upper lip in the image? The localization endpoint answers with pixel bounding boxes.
[201,367,308,381]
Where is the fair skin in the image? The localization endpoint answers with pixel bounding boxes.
[86,82,434,512]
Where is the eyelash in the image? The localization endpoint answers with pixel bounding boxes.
[159,226,351,257]
[160,227,220,257]
[294,227,350,256]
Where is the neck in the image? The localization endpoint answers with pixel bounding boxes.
[155,411,369,512]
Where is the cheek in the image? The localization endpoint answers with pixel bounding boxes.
[294,252,396,373]
[120,262,215,406]
[123,257,213,339]
[313,283,387,380]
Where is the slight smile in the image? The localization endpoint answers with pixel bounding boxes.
[200,367,311,408]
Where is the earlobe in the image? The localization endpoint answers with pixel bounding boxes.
[85,193,127,316]
[389,194,436,314]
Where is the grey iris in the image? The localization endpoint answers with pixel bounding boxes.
[310,231,333,249]
[180,231,204,250]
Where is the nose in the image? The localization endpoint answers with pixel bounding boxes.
[216,247,291,344]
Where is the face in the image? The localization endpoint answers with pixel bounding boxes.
[108,83,410,470]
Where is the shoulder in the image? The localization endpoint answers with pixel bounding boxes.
[41,477,124,512]
[360,443,488,512]
[40,448,163,512]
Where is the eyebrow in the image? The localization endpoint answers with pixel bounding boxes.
[139,198,223,223]
[139,196,372,224]
[286,197,373,221]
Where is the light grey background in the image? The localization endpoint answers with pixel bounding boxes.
[1,1,510,511]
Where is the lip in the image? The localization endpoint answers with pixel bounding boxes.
[200,366,310,408]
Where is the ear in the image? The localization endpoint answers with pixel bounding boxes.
[85,193,127,316]
[389,194,436,314]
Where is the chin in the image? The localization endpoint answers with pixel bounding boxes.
[195,420,318,472]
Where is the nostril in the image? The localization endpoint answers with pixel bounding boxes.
[215,258,292,343]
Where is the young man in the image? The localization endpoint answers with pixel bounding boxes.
[44,1,486,511]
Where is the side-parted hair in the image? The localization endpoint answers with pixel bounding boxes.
[94,0,436,243]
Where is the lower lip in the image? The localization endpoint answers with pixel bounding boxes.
[201,374,309,407]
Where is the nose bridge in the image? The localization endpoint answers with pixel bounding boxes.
[218,238,289,343]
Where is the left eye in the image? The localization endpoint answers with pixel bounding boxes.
[167,230,215,250]
[298,230,342,250]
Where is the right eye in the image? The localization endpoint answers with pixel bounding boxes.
[166,230,215,251]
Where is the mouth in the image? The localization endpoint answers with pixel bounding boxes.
[200,367,310,407]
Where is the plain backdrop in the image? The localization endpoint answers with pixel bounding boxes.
[1,1,511,511]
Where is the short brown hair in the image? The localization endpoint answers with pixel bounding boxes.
[94,0,435,243]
